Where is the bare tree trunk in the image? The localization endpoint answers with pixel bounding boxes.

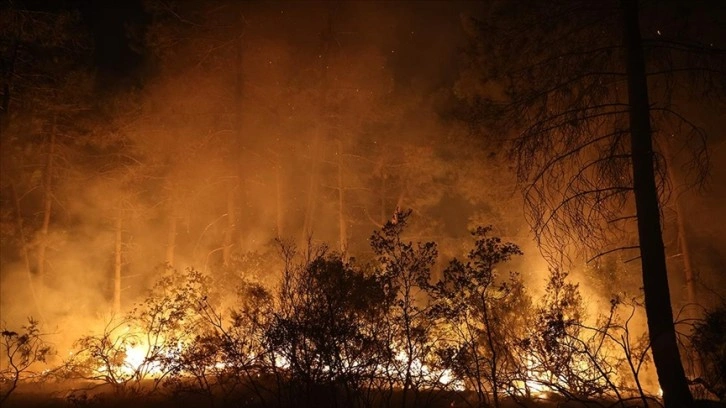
[11,182,43,319]
[222,183,237,268]
[300,137,320,243]
[674,198,696,307]
[664,153,701,379]
[0,41,18,132]
[166,212,177,268]
[336,139,347,257]
[380,174,387,225]
[275,157,284,239]
[621,2,693,406]
[301,13,334,244]
[663,144,697,311]
[113,216,122,315]
[36,115,56,281]
[669,176,696,310]
[231,4,245,255]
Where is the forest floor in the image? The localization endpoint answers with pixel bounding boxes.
[1,380,651,408]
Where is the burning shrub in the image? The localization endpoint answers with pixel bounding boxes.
[517,270,653,403]
[66,267,214,395]
[171,278,275,405]
[1,318,53,404]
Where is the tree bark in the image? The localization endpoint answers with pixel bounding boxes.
[621,1,693,406]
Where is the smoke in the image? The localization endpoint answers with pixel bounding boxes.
[0,1,723,365]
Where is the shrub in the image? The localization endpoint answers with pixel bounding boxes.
[1,318,53,403]
[691,304,726,401]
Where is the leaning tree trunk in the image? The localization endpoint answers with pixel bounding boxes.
[621,2,693,406]
[667,166,697,311]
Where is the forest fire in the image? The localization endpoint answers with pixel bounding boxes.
[2,1,725,408]
[92,327,165,380]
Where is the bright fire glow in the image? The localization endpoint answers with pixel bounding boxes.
[90,326,169,381]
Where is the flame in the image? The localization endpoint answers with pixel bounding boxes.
[390,349,465,390]
[89,326,169,381]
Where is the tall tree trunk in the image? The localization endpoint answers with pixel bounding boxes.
[674,197,695,308]
[222,183,237,268]
[113,216,123,315]
[301,136,321,243]
[301,12,334,244]
[621,2,693,406]
[0,41,18,132]
[11,182,43,319]
[380,173,387,225]
[165,212,177,268]
[36,115,56,281]
[275,156,284,239]
[336,139,347,257]
[667,170,696,310]
[664,150,700,378]
[231,3,245,254]
[662,143,697,311]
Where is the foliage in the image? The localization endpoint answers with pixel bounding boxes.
[370,209,440,406]
[0,318,53,404]
[66,267,213,395]
[518,273,659,405]
[691,304,726,401]
[266,243,389,407]
[1,211,686,407]
[428,226,527,407]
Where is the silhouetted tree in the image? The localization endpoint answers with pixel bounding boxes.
[428,226,527,407]
[370,209,438,408]
[267,245,389,407]
[457,2,724,405]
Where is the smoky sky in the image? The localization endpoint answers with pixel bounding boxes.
[75,1,487,93]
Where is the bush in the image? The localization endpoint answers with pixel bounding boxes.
[267,245,390,407]
[1,318,53,404]
[692,304,726,401]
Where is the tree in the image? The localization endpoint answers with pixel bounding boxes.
[428,226,527,407]
[0,318,53,404]
[457,1,724,406]
[267,245,389,407]
[370,209,438,408]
